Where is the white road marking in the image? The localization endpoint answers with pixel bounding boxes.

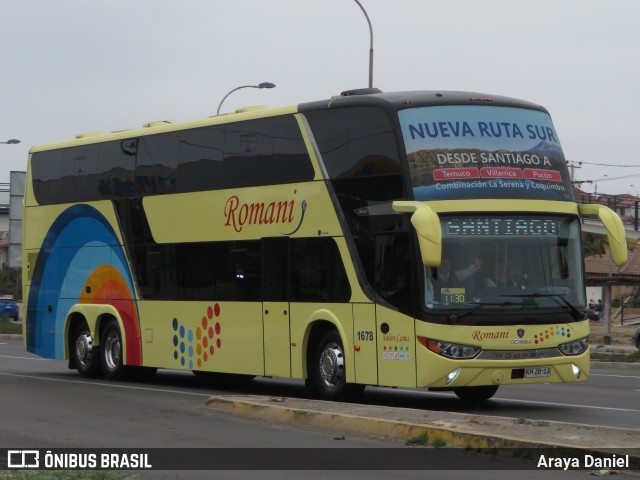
[0,354,47,361]
[0,371,212,397]
[386,387,640,413]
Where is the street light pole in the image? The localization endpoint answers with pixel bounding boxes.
[216,82,276,115]
[0,139,20,144]
[594,175,608,196]
[353,0,374,88]
[632,185,640,232]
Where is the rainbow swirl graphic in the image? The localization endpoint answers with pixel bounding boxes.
[26,205,141,364]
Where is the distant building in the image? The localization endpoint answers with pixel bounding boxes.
[574,187,640,227]
[0,184,9,268]
[584,248,640,301]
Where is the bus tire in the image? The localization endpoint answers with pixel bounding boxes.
[100,319,128,381]
[453,385,499,403]
[72,321,102,378]
[308,330,363,401]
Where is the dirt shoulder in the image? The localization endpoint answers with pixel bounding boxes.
[588,318,639,346]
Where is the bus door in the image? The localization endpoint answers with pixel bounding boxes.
[262,238,291,377]
[375,234,417,388]
[375,307,416,388]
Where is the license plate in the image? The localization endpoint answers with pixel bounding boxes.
[525,367,551,378]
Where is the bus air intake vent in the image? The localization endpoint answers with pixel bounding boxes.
[143,121,174,128]
[75,132,106,139]
[340,88,382,97]
[235,106,268,113]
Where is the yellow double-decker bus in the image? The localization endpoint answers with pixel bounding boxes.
[23,89,627,402]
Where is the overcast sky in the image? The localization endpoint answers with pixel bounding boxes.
[1,0,639,196]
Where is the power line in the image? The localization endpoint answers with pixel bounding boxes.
[583,173,640,183]
[567,160,640,168]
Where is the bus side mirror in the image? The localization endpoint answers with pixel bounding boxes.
[577,203,628,266]
[392,201,442,267]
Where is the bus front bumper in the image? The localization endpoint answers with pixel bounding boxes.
[416,348,590,389]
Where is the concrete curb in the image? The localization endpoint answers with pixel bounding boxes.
[206,396,555,450]
[591,344,639,355]
[206,395,640,456]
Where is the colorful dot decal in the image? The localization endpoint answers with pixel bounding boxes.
[172,304,223,369]
[534,325,571,344]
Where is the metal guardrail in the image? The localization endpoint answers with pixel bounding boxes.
[619,293,640,325]
[575,193,639,232]
[576,192,640,240]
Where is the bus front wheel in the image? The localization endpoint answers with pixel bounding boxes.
[308,330,363,401]
[72,322,102,378]
[453,385,499,403]
[100,319,127,381]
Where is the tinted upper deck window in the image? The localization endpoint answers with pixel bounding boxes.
[305,106,401,179]
[31,115,314,205]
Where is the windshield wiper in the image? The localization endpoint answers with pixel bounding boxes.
[447,301,517,323]
[500,293,584,320]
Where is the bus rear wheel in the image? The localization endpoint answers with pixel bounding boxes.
[453,385,499,403]
[101,319,128,381]
[308,330,363,401]
[72,322,102,378]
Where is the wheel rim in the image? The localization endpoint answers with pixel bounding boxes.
[103,331,122,370]
[318,341,344,389]
[75,330,94,367]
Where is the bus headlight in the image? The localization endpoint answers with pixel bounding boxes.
[558,337,589,356]
[419,337,481,359]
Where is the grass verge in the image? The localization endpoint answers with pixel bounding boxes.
[590,351,640,362]
[0,322,21,335]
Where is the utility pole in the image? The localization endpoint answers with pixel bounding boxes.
[567,160,581,184]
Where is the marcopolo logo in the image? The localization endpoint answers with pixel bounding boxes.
[223,189,307,234]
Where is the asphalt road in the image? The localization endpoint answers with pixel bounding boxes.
[0,336,637,479]
[362,362,640,429]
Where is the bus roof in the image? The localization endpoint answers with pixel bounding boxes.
[299,89,549,114]
[30,89,548,153]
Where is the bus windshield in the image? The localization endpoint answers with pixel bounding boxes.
[424,215,585,313]
[398,105,574,202]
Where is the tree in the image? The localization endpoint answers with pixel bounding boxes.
[0,265,21,299]
[581,233,608,256]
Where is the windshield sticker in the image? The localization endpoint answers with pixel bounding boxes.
[398,106,574,201]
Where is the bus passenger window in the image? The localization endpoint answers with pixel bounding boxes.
[136,134,178,195]
[290,238,350,303]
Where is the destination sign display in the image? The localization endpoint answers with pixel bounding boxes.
[398,105,574,202]
[444,218,559,236]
